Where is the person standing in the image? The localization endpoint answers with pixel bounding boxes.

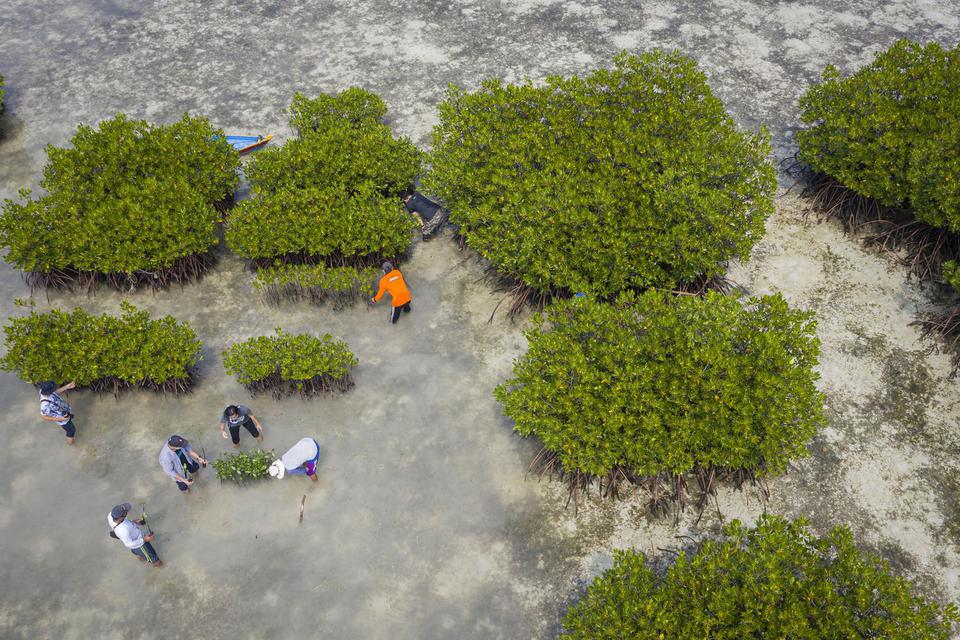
[159,435,207,494]
[107,502,162,568]
[268,437,321,481]
[403,190,450,240]
[371,261,412,324]
[219,404,263,447]
[38,380,77,445]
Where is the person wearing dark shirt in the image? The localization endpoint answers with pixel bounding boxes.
[219,404,263,447]
[403,191,450,240]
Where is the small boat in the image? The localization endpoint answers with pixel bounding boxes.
[225,134,273,154]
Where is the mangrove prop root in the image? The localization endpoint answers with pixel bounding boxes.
[913,307,960,377]
[528,448,769,518]
[67,373,195,397]
[803,172,960,282]
[26,253,217,294]
[242,372,355,399]
[260,282,366,310]
[249,252,403,272]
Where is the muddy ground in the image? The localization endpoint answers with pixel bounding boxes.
[0,1,959,638]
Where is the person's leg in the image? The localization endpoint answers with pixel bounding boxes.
[61,420,76,445]
[141,541,162,566]
[242,419,262,442]
[185,458,200,474]
[390,305,401,324]
[423,208,450,237]
[131,547,148,562]
[402,302,411,313]
[176,480,190,493]
[229,424,241,447]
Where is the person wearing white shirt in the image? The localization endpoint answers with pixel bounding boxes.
[107,503,161,567]
[268,437,320,481]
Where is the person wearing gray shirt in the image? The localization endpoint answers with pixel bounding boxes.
[219,404,263,447]
[159,435,207,494]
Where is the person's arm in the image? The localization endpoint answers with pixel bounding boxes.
[189,449,207,465]
[144,533,155,542]
[56,381,76,394]
[40,414,66,422]
[372,276,387,303]
[161,452,192,484]
[249,413,262,433]
[219,419,228,439]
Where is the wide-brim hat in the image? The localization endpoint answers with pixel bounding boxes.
[269,460,285,479]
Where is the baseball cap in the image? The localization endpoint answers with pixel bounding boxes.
[167,435,188,448]
[111,503,131,520]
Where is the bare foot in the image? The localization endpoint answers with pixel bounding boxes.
[182,488,191,495]
[66,437,75,445]
[152,560,163,568]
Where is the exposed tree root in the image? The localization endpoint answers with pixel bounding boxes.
[72,373,195,397]
[801,171,960,282]
[913,308,960,377]
[527,448,768,518]
[242,372,355,399]
[260,282,369,310]
[249,251,403,272]
[25,252,217,294]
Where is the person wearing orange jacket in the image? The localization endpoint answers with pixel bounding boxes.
[371,261,412,324]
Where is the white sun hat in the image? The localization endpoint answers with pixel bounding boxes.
[268,460,285,479]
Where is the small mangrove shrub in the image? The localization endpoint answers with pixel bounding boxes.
[495,292,824,511]
[560,515,959,639]
[0,113,240,290]
[225,88,420,267]
[253,263,378,308]
[0,301,202,394]
[223,329,357,398]
[425,50,775,304]
[212,449,275,484]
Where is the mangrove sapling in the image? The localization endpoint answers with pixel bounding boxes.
[212,449,275,484]
[139,501,153,535]
[253,264,379,309]
[222,329,358,399]
[496,292,825,516]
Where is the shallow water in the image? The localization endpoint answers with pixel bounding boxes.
[0,2,958,638]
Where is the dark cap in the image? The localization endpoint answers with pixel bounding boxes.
[111,503,131,520]
[381,261,393,273]
[167,435,188,448]
[39,381,57,395]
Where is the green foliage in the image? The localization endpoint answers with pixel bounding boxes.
[560,515,959,639]
[212,449,275,483]
[225,88,421,264]
[495,291,824,479]
[425,50,775,297]
[943,261,960,293]
[798,39,960,230]
[253,263,378,306]
[0,113,239,279]
[222,328,357,397]
[0,301,202,392]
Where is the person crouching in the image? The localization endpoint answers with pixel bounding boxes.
[269,437,321,482]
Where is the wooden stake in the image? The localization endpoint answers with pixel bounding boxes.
[299,495,306,523]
